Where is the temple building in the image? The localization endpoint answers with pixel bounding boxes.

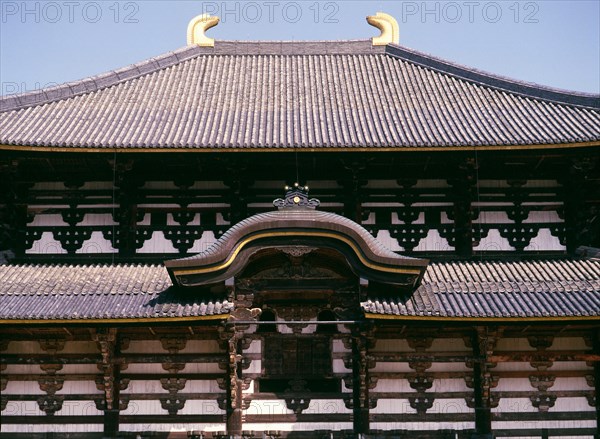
[1,12,600,439]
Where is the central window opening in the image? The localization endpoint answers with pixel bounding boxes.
[259,335,339,393]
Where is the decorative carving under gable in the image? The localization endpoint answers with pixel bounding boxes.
[464,375,498,390]
[549,224,567,246]
[95,377,129,392]
[273,184,320,210]
[409,396,434,415]
[530,356,553,372]
[285,397,311,414]
[164,228,204,254]
[497,225,538,251]
[389,226,428,252]
[585,374,594,388]
[217,396,227,411]
[530,393,557,412]
[37,395,64,416]
[61,209,85,227]
[279,246,317,258]
[39,338,65,354]
[160,378,187,393]
[407,337,433,352]
[408,361,432,374]
[40,364,63,375]
[408,375,434,392]
[160,397,186,415]
[228,307,262,322]
[465,394,500,409]
[0,377,7,392]
[0,339,9,352]
[52,229,93,253]
[160,336,188,354]
[38,377,64,395]
[528,335,554,351]
[585,393,596,407]
[162,362,186,374]
[1,396,8,412]
[529,375,555,392]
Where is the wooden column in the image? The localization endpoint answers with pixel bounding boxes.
[593,330,600,436]
[471,327,499,439]
[93,328,120,438]
[225,332,243,436]
[450,158,477,258]
[0,159,29,260]
[111,159,141,258]
[352,327,373,434]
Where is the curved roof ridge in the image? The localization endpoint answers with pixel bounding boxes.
[0,45,204,113]
[385,44,600,110]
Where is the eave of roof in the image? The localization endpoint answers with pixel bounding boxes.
[1,40,598,150]
[1,259,599,323]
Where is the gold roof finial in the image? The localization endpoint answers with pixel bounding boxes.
[187,14,220,47]
[366,12,399,46]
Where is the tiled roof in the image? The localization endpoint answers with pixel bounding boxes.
[1,260,599,321]
[364,259,600,318]
[0,264,231,321]
[1,41,598,149]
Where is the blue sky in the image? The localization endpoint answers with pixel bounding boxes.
[1,1,599,96]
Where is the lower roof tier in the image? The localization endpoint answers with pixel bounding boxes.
[0,259,598,323]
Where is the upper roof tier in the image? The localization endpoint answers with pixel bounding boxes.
[1,14,599,151]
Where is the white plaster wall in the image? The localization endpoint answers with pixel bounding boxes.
[371,362,413,373]
[374,230,403,252]
[371,420,475,431]
[475,211,511,224]
[372,378,412,392]
[178,400,224,415]
[27,231,67,254]
[493,362,536,372]
[430,338,469,352]
[4,380,46,395]
[1,423,103,433]
[137,232,178,253]
[551,361,593,372]
[524,228,565,251]
[414,229,452,251]
[332,339,350,353]
[373,339,411,352]
[120,423,226,433]
[552,337,588,350]
[76,231,118,253]
[473,229,514,252]
[333,359,351,375]
[428,363,470,372]
[496,338,537,351]
[4,340,97,354]
[492,420,596,433]
[243,422,354,432]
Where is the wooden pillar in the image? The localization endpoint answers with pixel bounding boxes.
[593,331,600,436]
[352,328,372,434]
[471,327,498,439]
[0,159,29,260]
[93,328,120,438]
[450,158,477,258]
[111,159,141,258]
[225,330,243,436]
